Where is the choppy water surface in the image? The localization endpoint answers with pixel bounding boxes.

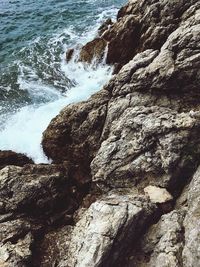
[0,0,125,162]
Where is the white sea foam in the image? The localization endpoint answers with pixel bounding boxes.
[0,6,116,163]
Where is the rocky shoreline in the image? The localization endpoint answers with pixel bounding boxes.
[1,0,200,266]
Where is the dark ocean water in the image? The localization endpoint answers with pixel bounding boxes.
[0,0,125,162]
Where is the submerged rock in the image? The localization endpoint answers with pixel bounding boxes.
[65,48,74,62]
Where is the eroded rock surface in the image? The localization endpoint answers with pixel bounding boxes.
[79,38,107,64]
[0,150,33,170]
[59,190,157,267]
[120,164,200,267]
[76,0,199,70]
[2,0,200,266]
[45,0,200,193]
[125,209,186,267]
[182,166,200,266]
[0,164,74,214]
[42,90,110,186]
[41,1,200,265]
[0,164,80,266]
[91,6,200,190]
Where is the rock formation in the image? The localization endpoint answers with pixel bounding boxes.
[0,150,33,170]
[79,38,107,64]
[1,0,200,266]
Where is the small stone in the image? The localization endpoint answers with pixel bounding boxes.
[144,186,173,204]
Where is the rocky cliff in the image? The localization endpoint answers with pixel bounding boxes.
[1,0,200,266]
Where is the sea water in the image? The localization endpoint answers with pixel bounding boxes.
[0,0,125,162]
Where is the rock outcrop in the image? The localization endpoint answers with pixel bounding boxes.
[0,150,33,170]
[41,0,200,266]
[43,90,110,187]
[61,191,157,267]
[1,0,200,266]
[75,0,199,71]
[182,166,200,266]
[0,164,84,266]
[44,0,200,192]
[79,38,107,64]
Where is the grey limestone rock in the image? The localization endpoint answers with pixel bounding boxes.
[60,190,157,267]
[182,166,200,266]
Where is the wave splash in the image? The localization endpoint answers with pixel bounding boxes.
[0,7,117,163]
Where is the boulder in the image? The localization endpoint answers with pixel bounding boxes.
[0,164,74,215]
[42,90,110,186]
[91,9,200,190]
[105,15,141,66]
[106,0,199,68]
[0,163,79,267]
[42,2,200,265]
[79,38,107,64]
[58,190,156,267]
[75,0,199,70]
[0,150,33,170]
[35,164,200,267]
[44,0,200,199]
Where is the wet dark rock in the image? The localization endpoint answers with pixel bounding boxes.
[98,18,113,36]
[77,0,199,71]
[65,48,74,62]
[42,90,110,186]
[105,0,199,68]
[0,150,33,170]
[105,15,141,66]
[79,38,107,64]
